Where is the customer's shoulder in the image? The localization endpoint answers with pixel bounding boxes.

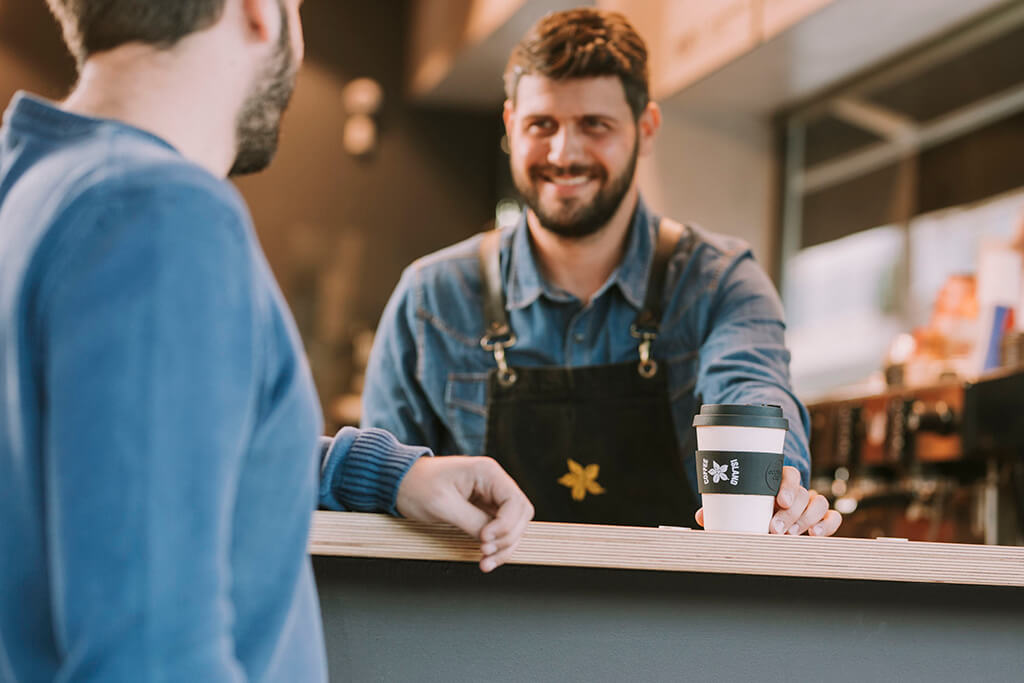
[70,135,247,224]
[12,138,257,308]
[5,133,249,266]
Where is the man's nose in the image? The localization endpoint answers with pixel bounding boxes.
[547,126,585,167]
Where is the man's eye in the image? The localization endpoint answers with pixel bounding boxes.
[583,118,609,131]
[527,120,554,133]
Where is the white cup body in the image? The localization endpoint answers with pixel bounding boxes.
[695,425,787,533]
[700,493,776,533]
[695,425,786,453]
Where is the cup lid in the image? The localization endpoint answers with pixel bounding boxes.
[692,403,789,430]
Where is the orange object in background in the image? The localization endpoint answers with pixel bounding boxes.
[913,273,979,361]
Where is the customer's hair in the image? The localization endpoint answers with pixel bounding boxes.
[504,8,650,118]
[45,0,227,66]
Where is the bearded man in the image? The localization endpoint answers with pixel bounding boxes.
[0,1,533,680]
[362,8,840,538]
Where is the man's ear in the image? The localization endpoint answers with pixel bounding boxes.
[240,0,277,43]
[502,99,514,137]
[637,101,661,157]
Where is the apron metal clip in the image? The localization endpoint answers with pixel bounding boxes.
[481,333,518,386]
[630,324,658,379]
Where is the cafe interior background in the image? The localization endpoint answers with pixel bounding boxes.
[3,0,1023,545]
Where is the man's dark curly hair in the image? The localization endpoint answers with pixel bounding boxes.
[504,8,650,118]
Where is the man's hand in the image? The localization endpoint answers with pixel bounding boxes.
[396,456,534,572]
[765,466,841,535]
[694,465,842,536]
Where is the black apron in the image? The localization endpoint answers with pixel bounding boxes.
[478,219,699,527]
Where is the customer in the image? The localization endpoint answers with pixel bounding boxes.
[0,1,532,681]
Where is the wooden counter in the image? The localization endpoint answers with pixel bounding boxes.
[310,511,1024,683]
[310,510,1024,587]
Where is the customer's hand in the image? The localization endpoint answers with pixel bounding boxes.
[396,456,534,572]
[695,465,842,536]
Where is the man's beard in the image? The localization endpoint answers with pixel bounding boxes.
[229,5,297,177]
[513,141,638,239]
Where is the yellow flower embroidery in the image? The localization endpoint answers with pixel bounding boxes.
[557,459,606,501]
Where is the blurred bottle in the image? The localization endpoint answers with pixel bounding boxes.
[972,241,1020,374]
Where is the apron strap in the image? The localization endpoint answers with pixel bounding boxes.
[633,217,687,332]
[631,218,688,378]
[479,229,517,385]
[479,229,512,342]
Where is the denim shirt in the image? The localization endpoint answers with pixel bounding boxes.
[362,197,811,489]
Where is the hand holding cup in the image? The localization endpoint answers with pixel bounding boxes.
[692,404,841,536]
[769,466,841,536]
[693,404,788,533]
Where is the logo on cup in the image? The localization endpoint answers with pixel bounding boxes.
[765,461,783,490]
[703,458,741,486]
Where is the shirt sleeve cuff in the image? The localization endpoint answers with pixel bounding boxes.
[319,427,431,515]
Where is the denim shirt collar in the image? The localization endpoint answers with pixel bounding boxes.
[506,195,656,311]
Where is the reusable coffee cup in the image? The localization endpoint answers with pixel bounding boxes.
[692,404,788,533]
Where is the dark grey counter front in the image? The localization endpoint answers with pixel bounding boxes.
[311,512,1024,683]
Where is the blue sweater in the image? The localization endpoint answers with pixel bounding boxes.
[0,92,426,682]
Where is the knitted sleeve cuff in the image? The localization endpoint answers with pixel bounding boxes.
[319,427,431,515]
